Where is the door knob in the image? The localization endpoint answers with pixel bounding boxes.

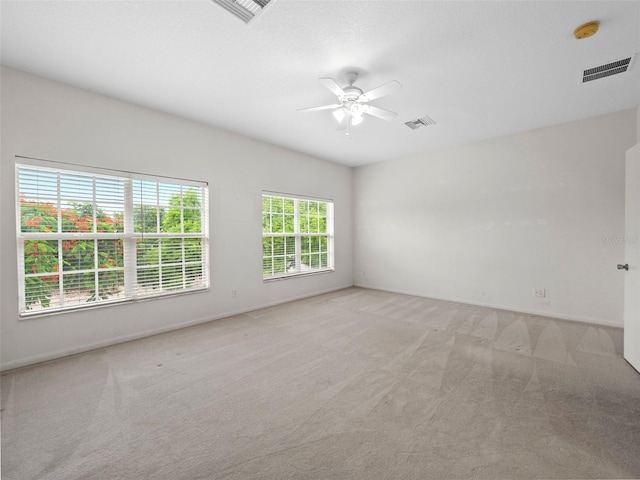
[617,264,629,271]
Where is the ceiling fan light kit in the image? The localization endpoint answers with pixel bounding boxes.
[299,72,402,137]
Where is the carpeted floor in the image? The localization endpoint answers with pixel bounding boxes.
[2,287,640,479]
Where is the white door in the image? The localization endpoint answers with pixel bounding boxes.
[624,143,640,372]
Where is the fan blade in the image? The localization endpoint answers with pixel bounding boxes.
[318,77,345,98]
[298,103,342,112]
[363,105,398,121]
[360,80,402,102]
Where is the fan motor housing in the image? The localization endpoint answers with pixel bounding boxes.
[342,86,363,101]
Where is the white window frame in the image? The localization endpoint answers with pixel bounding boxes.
[16,157,209,317]
[262,191,334,280]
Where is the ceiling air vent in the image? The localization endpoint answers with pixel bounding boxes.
[583,56,634,83]
[405,115,436,130]
[211,0,274,24]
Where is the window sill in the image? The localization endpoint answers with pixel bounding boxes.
[263,269,334,283]
[18,287,210,320]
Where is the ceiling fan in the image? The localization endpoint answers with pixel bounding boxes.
[299,72,402,136]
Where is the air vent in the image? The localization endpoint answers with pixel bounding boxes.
[583,56,634,83]
[405,115,436,130]
[211,0,274,24]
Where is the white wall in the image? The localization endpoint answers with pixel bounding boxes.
[0,67,353,370]
[354,110,637,326]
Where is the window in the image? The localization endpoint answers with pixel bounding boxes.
[262,192,334,279]
[16,159,209,316]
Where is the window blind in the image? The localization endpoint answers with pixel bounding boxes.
[16,160,209,316]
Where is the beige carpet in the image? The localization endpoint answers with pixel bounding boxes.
[2,287,640,479]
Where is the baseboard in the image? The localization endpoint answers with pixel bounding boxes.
[1,283,354,372]
[354,283,623,329]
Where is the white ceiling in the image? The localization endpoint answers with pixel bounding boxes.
[2,1,640,167]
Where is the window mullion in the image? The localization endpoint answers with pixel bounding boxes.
[58,238,63,306]
[93,238,99,300]
[57,174,62,235]
[328,203,334,269]
[158,239,163,291]
[57,173,65,306]
[156,182,161,236]
[180,185,184,235]
[92,178,98,300]
[294,199,301,272]
[181,186,185,289]
[123,178,135,299]
[92,176,97,234]
[182,238,186,290]
[157,184,164,292]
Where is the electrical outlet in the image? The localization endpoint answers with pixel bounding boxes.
[232,289,238,298]
[533,288,546,298]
